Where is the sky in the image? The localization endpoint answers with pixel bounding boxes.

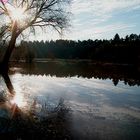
[31,0,140,41]
[1,0,140,41]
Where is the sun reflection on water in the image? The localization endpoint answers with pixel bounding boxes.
[10,83,27,108]
[10,94,26,108]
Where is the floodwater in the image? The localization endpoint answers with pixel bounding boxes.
[0,61,140,140]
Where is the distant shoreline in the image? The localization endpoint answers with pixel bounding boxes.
[9,58,139,67]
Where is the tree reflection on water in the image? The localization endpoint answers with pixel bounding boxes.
[0,62,140,140]
[10,62,140,86]
[0,73,71,140]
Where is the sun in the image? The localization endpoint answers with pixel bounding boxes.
[6,6,29,28]
[10,7,26,21]
[4,5,28,25]
[10,8,25,21]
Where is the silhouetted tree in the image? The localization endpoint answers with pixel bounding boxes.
[113,33,120,43]
[0,0,70,72]
[0,33,140,66]
[25,47,35,63]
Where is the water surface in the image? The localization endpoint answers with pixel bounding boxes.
[0,62,140,139]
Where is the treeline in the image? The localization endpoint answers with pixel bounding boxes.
[1,33,140,64]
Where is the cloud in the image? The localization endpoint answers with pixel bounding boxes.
[27,0,140,40]
[64,22,136,40]
[66,0,140,40]
[72,0,140,16]
[71,0,140,26]
[70,0,140,27]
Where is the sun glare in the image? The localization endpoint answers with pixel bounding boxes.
[11,94,26,107]
[10,83,27,108]
[10,7,26,21]
[4,5,28,26]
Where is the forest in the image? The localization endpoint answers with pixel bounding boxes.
[0,33,140,65]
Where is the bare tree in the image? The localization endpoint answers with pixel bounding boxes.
[0,0,70,72]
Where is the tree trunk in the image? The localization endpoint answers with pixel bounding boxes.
[1,21,18,73]
[2,73,15,95]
